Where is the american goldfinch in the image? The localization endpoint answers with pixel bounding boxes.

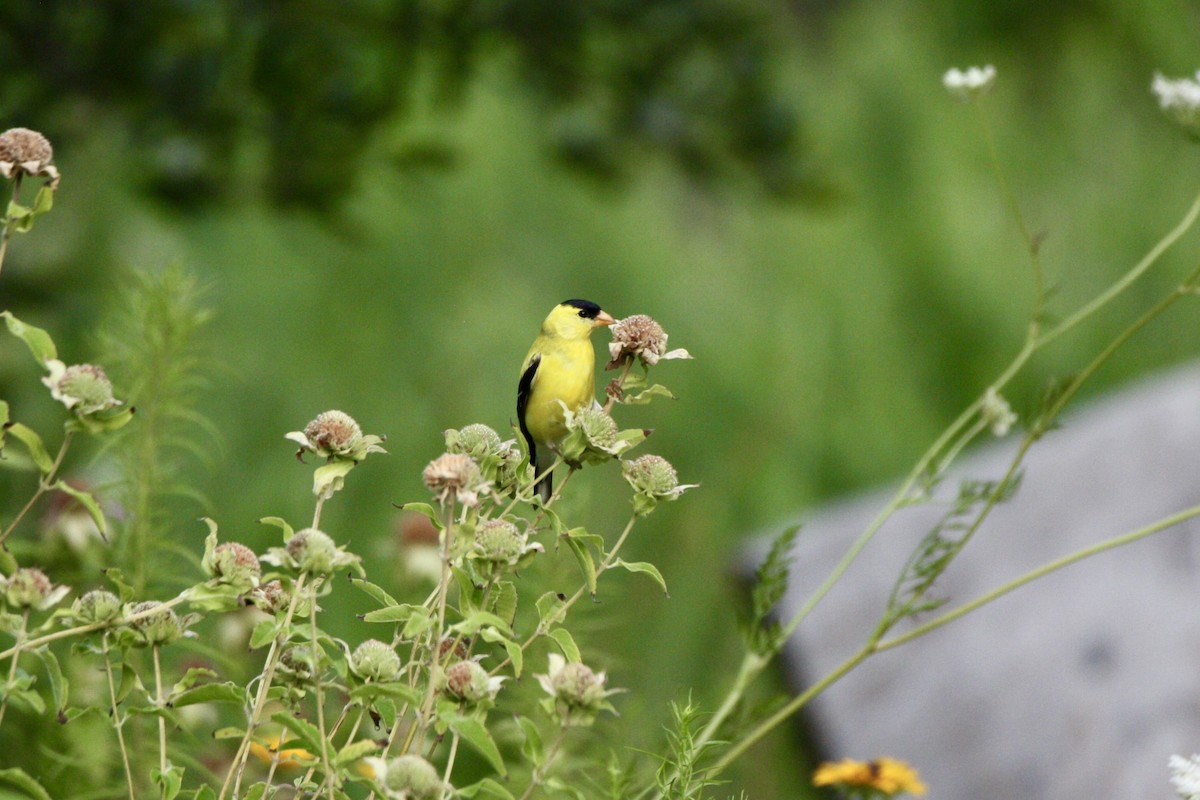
[518,299,615,501]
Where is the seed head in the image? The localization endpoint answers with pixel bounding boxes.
[606,314,689,369]
[536,653,614,724]
[286,528,338,574]
[351,639,401,682]
[623,454,679,495]
[474,519,523,564]
[286,410,386,462]
[72,589,122,625]
[4,567,53,609]
[444,660,503,705]
[42,361,122,416]
[278,646,316,683]
[249,579,290,614]
[382,754,444,799]
[207,542,262,590]
[438,637,469,662]
[445,424,504,460]
[128,601,183,646]
[422,452,489,507]
[0,128,59,187]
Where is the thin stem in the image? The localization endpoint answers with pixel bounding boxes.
[220,572,309,800]
[519,723,568,800]
[0,608,30,729]
[407,496,457,752]
[102,635,138,800]
[309,587,334,798]
[602,360,636,413]
[441,732,461,788]
[153,645,168,783]
[878,501,1200,652]
[0,430,76,546]
[0,174,24,284]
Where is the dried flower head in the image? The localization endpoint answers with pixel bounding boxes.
[812,757,927,796]
[438,637,469,662]
[422,452,489,507]
[0,128,59,187]
[351,639,401,682]
[3,567,68,610]
[606,314,691,369]
[286,410,386,462]
[248,579,290,615]
[1152,71,1200,137]
[71,589,122,625]
[42,360,123,416]
[943,65,997,101]
[204,542,262,591]
[380,754,444,799]
[128,601,184,647]
[444,660,504,705]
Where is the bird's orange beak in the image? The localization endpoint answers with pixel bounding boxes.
[596,310,616,327]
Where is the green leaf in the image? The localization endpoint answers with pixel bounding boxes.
[258,516,295,540]
[51,480,108,540]
[0,312,57,364]
[399,502,446,531]
[212,726,246,740]
[249,619,281,649]
[313,459,355,500]
[562,535,597,598]
[546,628,581,663]
[457,778,516,799]
[103,568,137,602]
[492,581,517,627]
[478,627,523,677]
[348,681,422,707]
[191,786,217,800]
[6,423,53,473]
[170,682,244,708]
[451,610,512,638]
[613,559,669,596]
[349,577,398,608]
[152,763,183,800]
[623,384,676,405]
[334,738,379,766]
[31,186,53,216]
[0,400,9,458]
[270,711,322,755]
[30,649,67,717]
[445,714,507,776]
[535,592,566,627]
[360,603,420,625]
[0,767,52,800]
[516,715,543,763]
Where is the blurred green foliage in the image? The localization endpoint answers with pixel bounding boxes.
[3,1,1200,796]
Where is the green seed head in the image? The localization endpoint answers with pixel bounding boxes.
[383,754,443,799]
[72,589,122,624]
[351,639,401,682]
[129,601,182,646]
[4,567,52,609]
[286,528,338,574]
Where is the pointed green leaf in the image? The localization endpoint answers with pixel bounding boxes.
[170,682,244,708]
[399,502,446,531]
[492,581,517,627]
[349,577,398,608]
[334,738,379,766]
[270,711,322,755]
[6,423,53,473]
[171,666,220,695]
[313,459,355,500]
[1,311,57,364]
[348,681,422,707]
[258,516,294,540]
[516,716,543,763]
[452,610,512,638]
[457,778,516,799]
[535,592,566,627]
[445,714,506,776]
[613,559,669,596]
[563,536,597,597]
[30,649,67,717]
[152,763,183,800]
[546,627,581,663]
[52,481,108,540]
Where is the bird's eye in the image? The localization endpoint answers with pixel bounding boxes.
[578,310,587,318]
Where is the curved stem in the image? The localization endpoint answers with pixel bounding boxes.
[0,174,24,284]
[0,430,76,546]
[153,645,168,784]
[0,608,30,729]
[310,588,334,797]
[102,635,138,800]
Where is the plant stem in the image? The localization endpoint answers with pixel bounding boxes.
[0,174,24,284]
[153,645,168,784]
[0,608,30,730]
[406,496,457,752]
[518,723,568,800]
[441,731,461,788]
[0,430,76,546]
[310,587,334,798]
[102,635,138,800]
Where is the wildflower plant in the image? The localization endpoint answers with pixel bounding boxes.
[4,60,1200,800]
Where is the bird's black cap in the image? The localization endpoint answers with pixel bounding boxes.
[561,298,603,319]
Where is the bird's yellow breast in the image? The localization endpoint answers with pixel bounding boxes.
[522,337,596,444]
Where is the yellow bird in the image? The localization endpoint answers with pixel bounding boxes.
[518,299,615,501]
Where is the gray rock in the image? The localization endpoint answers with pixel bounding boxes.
[772,364,1200,798]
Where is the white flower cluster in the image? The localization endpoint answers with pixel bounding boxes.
[1171,754,1200,800]
[1152,72,1200,135]
[943,65,996,101]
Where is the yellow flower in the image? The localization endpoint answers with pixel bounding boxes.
[248,735,316,769]
[812,757,927,796]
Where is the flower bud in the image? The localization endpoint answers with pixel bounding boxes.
[623,454,679,496]
[422,452,489,507]
[4,567,52,609]
[473,519,523,564]
[207,542,261,590]
[71,589,122,625]
[382,754,443,799]
[42,361,122,416]
[249,580,290,614]
[550,661,605,708]
[444,660,502,705]
[128,601,183,646]
[445,424,504,460]
[286,528,338,574]
[351,639,401,682]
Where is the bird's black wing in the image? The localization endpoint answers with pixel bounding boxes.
[517,354,540,464]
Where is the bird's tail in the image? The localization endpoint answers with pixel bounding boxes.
[532,443,553,503]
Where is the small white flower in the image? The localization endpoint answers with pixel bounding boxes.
[1152,71,1200,135]
[943,65,997,101]
[980,388,1018,438]
[1171,754,1200,799]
